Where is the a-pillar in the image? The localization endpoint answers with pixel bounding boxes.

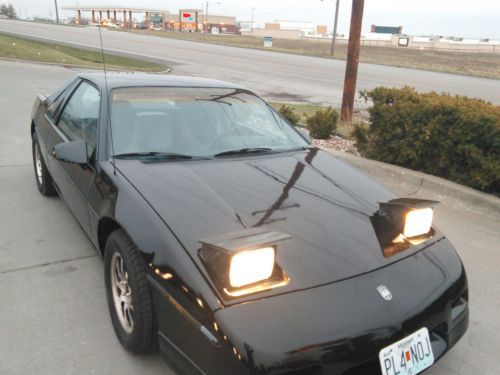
[113,10,117,23]
[76,10,81,25]
[123,10,127,28]
[91,10,95,23]
[128,11,133,28]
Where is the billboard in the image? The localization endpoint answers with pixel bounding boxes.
[371,25,403,34]
[181,12,195,23]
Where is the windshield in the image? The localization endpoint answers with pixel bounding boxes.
[109,87,307,159]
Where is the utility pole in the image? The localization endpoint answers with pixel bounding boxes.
[251,7,255,33]
[54,0,59,23]
[330,0,340,56]
[340,0,364,122]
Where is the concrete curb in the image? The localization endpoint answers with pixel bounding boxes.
[0,56,171,74]
[321,148,500,218]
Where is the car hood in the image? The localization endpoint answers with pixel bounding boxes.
[116,149,421,300]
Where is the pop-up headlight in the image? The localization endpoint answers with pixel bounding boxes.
[372,198,439,257]
[199,228,290,297]
[404,207,434,238]
[229,247,275,288]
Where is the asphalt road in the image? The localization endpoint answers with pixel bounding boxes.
[0,19,499,107]
[0,60,499,374]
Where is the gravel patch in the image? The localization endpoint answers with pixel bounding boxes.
[312,135,360,156]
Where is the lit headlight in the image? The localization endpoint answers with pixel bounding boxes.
[199,229,290,298]
[404,207,433,238]
[229,247,275,288]
[373,198,439,257]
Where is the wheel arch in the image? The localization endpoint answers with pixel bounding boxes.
[97,216,122,256]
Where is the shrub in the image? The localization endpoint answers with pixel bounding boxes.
[355,86,500,195]
[278,104,301,126]
[306,107,339,139]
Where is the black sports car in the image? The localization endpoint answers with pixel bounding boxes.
[31,73,468,375]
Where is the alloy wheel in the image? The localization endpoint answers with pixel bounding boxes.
[111,252,134,334]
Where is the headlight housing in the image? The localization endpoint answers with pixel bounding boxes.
[372,198,439,257]
[199,228,290,298]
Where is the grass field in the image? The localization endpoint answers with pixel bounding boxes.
[0,33,166,72]
[127,30,500,80]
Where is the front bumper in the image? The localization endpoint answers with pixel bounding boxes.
[159,238,468,374]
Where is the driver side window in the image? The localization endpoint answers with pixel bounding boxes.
[58,81,100,158]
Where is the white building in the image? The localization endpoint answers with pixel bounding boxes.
[239,20,257,32]
[273,20,319,36]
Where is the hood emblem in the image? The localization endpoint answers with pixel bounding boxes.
[377,285,392,301]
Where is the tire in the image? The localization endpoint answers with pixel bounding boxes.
[104,229,156,353]
[32,133,57,196]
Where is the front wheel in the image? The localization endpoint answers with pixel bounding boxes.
[104,229,156,353]
[32,133,57,196]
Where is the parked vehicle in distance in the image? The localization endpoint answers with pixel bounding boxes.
[31,73,468,375]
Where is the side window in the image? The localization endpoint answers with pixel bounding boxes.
[58,81,100,157]
[47,78,78,120]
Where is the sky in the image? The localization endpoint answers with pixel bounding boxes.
[4,0,500,39]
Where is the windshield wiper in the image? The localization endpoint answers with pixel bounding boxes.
[114,152,196,160]
[213,147,273,157]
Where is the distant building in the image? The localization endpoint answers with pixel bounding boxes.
[61,5,237,33]
[239,20,257,32]
[273,20,318,35]
[162,10,237,33]
[252,20,328,39]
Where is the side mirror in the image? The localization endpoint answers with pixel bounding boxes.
[297,127,311,143]
[54,141,88,165]
[38,94,48,106]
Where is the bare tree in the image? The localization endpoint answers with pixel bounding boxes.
[0,3,17,19]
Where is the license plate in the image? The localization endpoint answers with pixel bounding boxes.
[379,327,434,375]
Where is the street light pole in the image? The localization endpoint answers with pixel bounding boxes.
[205,1,208,32]
[205,1,221,33]
[251,7,255,33]
[331,0,340,56]
[54,0,59,23]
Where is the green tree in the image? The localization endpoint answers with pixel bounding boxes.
[278,104,300,126]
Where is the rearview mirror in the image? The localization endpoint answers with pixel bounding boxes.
[54,141,88,165]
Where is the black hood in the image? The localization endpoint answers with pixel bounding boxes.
[116,149,422,299]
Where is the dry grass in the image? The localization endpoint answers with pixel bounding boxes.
[126,30,500,79]
[0,33,166,72]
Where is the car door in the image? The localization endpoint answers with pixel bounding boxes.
[45,80,100,236]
